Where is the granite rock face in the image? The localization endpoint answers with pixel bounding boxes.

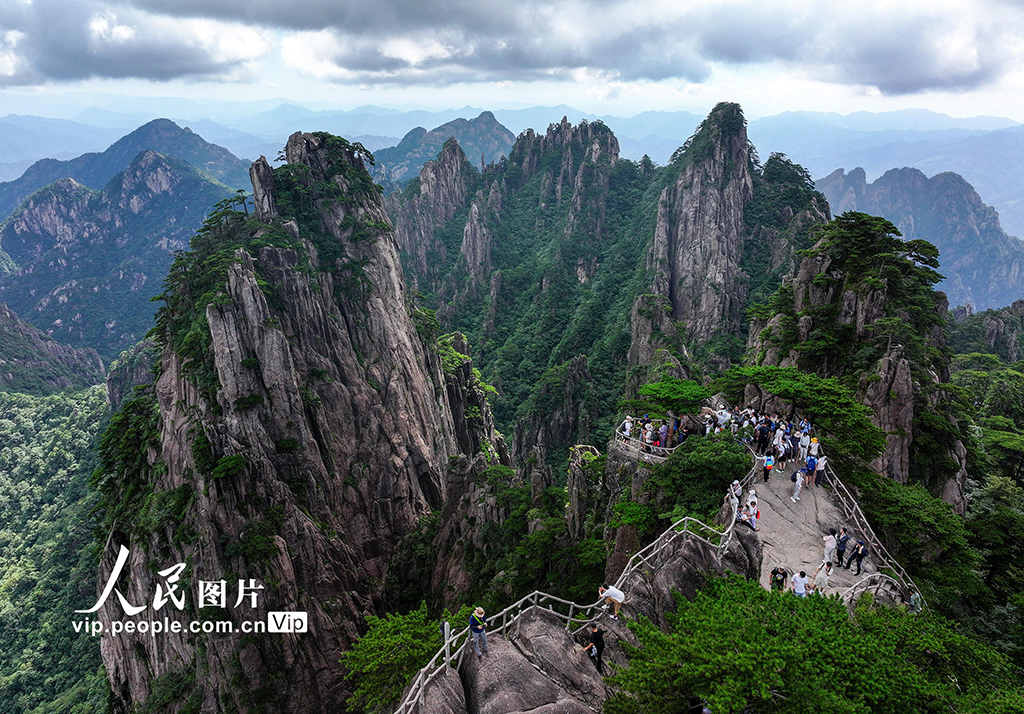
[747,233,968,513]
[97,132,507,713]
[644,103,753,350]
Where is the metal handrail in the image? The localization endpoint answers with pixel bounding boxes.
[839,572,908,608]
[392,450,759,714]
[792,425,922,607]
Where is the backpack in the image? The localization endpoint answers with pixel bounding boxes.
[765,456,774,470]
[791,472,798,482]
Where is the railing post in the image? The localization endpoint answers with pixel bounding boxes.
[443,621,451,668]
[566,604,574,631]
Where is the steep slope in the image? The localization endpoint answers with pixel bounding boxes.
[90,131,508,713]
[0,150,234,359]
[384,138,480,295]
[0,302,104,394]
[0,387,111,714]
[0,118,251,219]
[388,116,645,465]
[373,111,515,186]
[817,167,1024,309]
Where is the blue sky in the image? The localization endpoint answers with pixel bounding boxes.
[2,0,1023,120]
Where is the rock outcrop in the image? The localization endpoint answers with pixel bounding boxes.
[948,298,1024,363]
[817,167,1024,310]
[96,131,507,713]
[373,111,515,186]
[644,103,753,350]
[385,138,478,293]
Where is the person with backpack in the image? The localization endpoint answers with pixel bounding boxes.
[790,465,802,502]
[469,607,488,659]
[585,622,605,673]
[770,566,788,591]
[804,454,817,487]
[763,452,774,482]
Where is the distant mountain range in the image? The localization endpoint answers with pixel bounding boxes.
[818,167,1024,310]
[0,118,250,220]
[372,111,516,185]
[0,150,234,358]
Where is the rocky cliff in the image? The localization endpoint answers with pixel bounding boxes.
[384,138,479,295]
[628,104,829,383]
[385,116,630,465]
[93,131,507,713]
[0,150,234,358]
[0,301,104,394]
[817,167,1024,310]
[948,299,1024,362]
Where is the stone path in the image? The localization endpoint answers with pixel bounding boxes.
[747,459,868,596]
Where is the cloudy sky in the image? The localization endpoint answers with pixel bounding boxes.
[1,0,1023,119]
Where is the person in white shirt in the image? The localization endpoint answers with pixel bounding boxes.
[599,583,625,619]
[791,571,809,598]
[823,529,837,565]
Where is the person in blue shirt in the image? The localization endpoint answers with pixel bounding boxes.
[469,606,488,659]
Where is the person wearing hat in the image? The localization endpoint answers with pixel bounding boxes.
[731,480,743,501]
[809,437,820,459]
[469,606,488,659]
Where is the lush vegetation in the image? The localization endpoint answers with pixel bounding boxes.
[0,387,112,714]
[714,365,886,465]
[340,601,471,713]
[649,433,751,523]
[606,574,1024,714]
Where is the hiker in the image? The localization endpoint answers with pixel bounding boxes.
[836,527,850,566]
[846,540,867,575]
[469,606,489,659]
[804,454,817,487]
[659,421,669,449]
[790,466,802,502]
[799,431,811,461]
[731,479,743,502]
[823,528,837,565]
[736,506,757,532]
[621,416,633,442]
[791,570,809,598]
[769,566,788,591]
[763,452,774,482]
[746,500,759,531]
[814,455,828,487]
[812,562,831,595]
[908,589,923,614]
[809,437,820,459]
[585,622,605,673]
[599,583,625,620]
